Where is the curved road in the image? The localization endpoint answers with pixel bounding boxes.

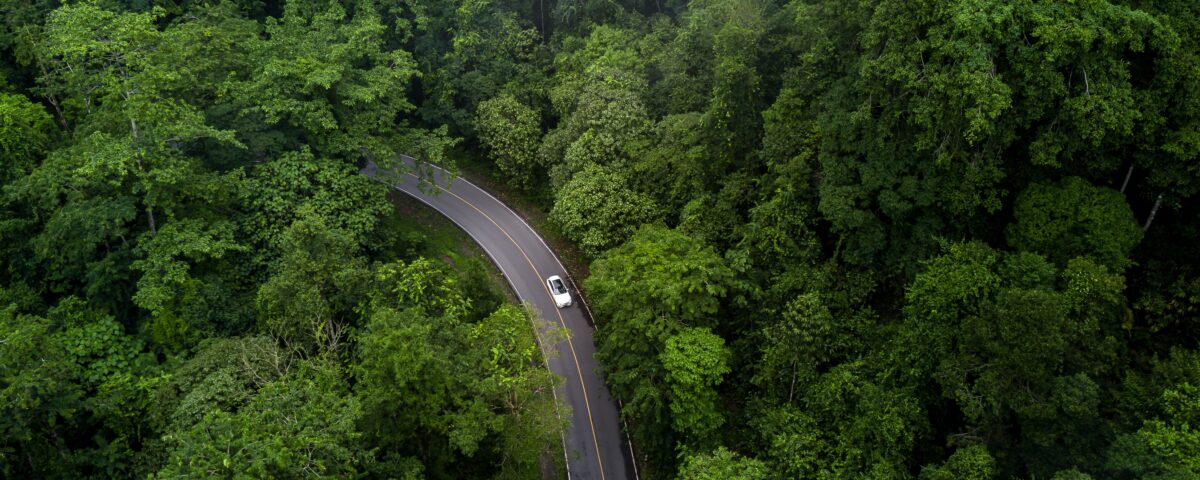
[364,159,636,480]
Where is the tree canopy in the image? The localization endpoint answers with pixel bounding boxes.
[3,0,1200,478]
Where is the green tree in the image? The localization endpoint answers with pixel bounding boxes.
[587,225,735,327]
[661,327,730,445]
[7,3,240,309]
[476,93,542,189]
[541,28,653,187]
[256,209,369,357]
[745,405,820,479]
[634,113,709,211]
[356,306,457,460]
[700,0,766,165]
[740,83,821,269]
[157,362,365,479]
[1007,177,1143,271]
[1107,383,1200,479]
[0,91,53,184]
[793,0,1170,272]
[355,258,471,468]
[750,360,924,479]
[0,306,81,478]
[1114,348,1200,433]
[6,135,141,297]
[238,147,391,258]
[920,445,996,480]
[549,164,663,256]
[370,257,471,320]
[50,298,162,477]
[356,300,564,478]
[546,26,648,125]
[900,243,1126,476]
[131,219,245,352]
[1053,469,1095,480]
[1124,0,1200,202]
[236,0,419,161]
[551,0,642,34]
[34,2,241,234]
[753,292,872,404]
[149,336,289,436]
[1,298,164,478]
[407,0,543,137]
[0,0,56,69]
[678,447,768,480]
[585,225,735,472]
[469,305,566,480]
[153,3,275,163]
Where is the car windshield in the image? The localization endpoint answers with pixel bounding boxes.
[551,279,566,294]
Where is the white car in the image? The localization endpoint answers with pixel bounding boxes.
[546,275,572,308]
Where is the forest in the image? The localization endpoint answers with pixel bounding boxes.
[1,0,1199,479]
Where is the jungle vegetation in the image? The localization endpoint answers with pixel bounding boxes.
[2,0,1200,479]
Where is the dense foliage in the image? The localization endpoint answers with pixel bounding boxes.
[4,0,1200,479]
[0,2,562,478]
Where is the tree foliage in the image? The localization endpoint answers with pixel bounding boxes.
[549,164,663,256]
[0,92,52,183]
[476,93,542,189]
[0,4,557,477]
[3,0,1200,478]
[678,447,768,480]
[157,362,364,479]
[585,225,735,472]
[1007,177,1143,271]
[237,0,418,161]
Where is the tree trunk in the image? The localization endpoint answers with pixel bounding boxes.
[1121,164,1134,194]
[788,363,797,404]
[1143,193,1163,232]
[130,117,157,236]
[35,59,72,133]
[145,205,158,237]
[45,95,70,133]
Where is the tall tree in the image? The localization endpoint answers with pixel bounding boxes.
[0,306,82,478]
[919,445,996,480]
[899,243,1127,476]
[661,327,730,447]
[549,164,663,256]
[256,208,370,357]
[356,259,564,478]
[700,0,767,166]
[585,225,735,473]
[157,361,365,479]
[132,219,245,352]
[235,0,422,163]
[34,3,242,234]
[0,91,53,184]
[476,93,543,189]
[678,447,768,480]
[1007,177,1143,271]
[792,0,1171,272]
[6,3,239,309]
[406,0,543,137]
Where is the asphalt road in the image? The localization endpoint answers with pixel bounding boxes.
[363,158,637,480]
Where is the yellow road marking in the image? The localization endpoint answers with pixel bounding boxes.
[411,174,607,480]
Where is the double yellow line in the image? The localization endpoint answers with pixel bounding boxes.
[410,174,607,480]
